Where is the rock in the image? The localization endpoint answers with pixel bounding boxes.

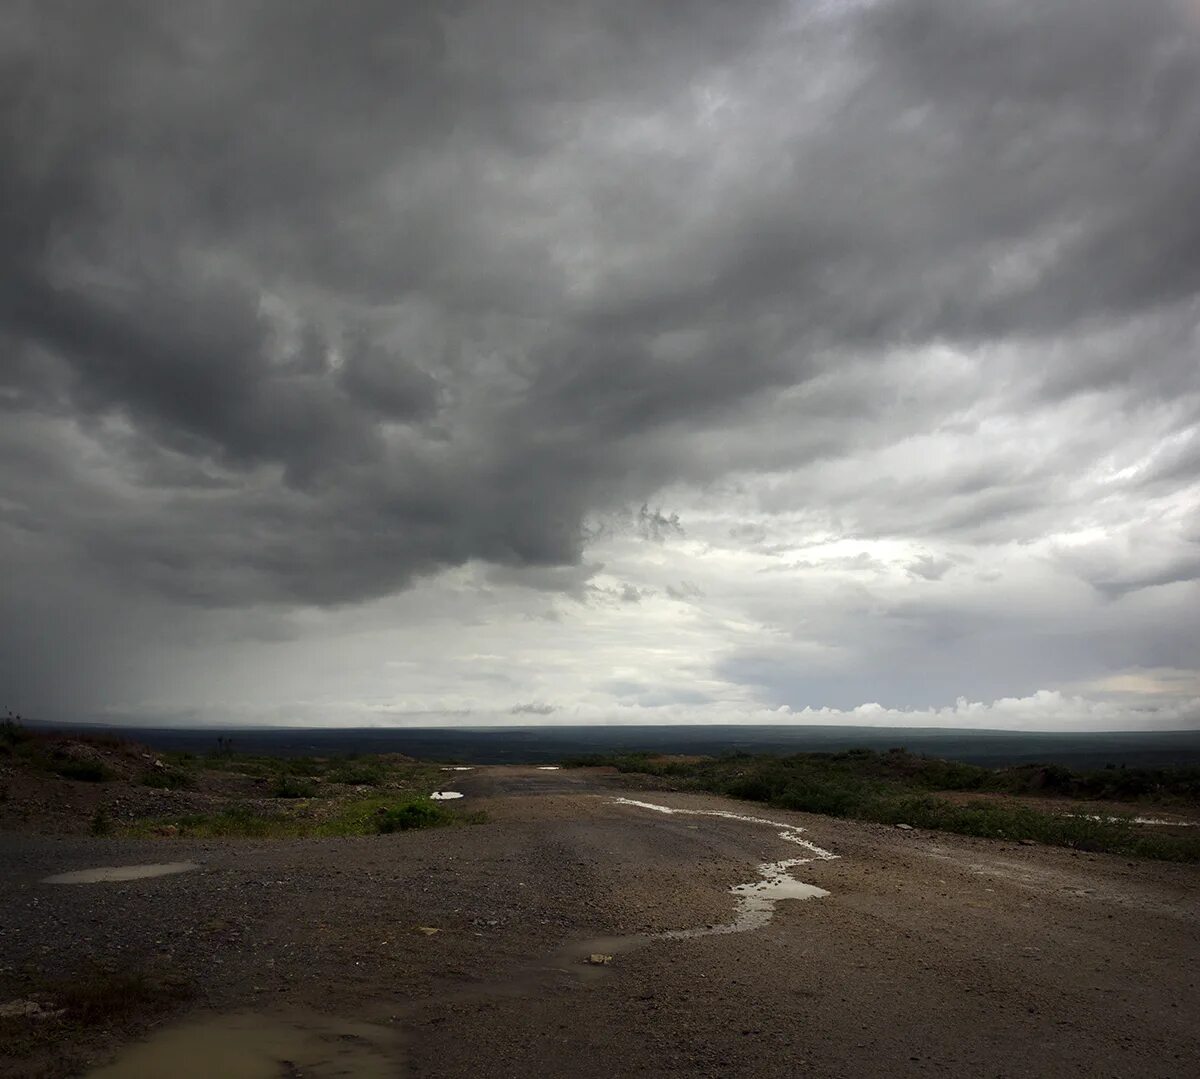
[895,823,914,831]
[585,953,613,966]
[1019,838,1036,846]
[0,999,65,1021]
[154,824,179,837]
[414,926,440,936]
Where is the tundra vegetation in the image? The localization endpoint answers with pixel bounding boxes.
[1,714,481,838]
[563,748,1200,862]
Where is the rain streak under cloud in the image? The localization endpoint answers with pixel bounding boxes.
[1,0,1198,731]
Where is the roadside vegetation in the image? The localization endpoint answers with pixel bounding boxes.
[2,713,119,782]
[563,748,1200,862]
[120,794,480,839]
[2,713,483,839]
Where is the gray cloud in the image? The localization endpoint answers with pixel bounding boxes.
[906,556,953,582]
[2,0,1199,724]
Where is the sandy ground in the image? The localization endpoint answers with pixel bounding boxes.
[1,766,1197,1077]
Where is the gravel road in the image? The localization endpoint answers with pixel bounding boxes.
[2,766,1197,1077]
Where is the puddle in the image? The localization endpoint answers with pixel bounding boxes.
[430,790,463,800]
[536,766,560,771]
[1071,813,1198,827]
[609,798,836,944]
[86,1011,398,1078]
[667,860,830,939]
[43,862,199,884]
[613,798,838,860]
[441,766,473,771]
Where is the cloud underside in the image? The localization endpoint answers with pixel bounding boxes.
[2,1,1198,728]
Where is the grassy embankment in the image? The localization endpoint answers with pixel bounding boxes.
[564,748,1200,862]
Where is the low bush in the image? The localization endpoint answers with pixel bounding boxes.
[52,759,114,783]
[325,763,386,786]
[374,799,450,833]
[270,774,320,798]
[89,807,112,836]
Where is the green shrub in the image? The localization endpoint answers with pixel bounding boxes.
[725,776,775,802]
[53,759,114,783]
[775,780,866,818]
[326,763,386,786]
[375,799,451,833]
[270,774,319,798]
[283,757,324,777]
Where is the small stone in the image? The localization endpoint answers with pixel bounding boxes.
[1019,838,1036,846]
[895,823,914,831]
[414,926,440,936]
[585,953,612,966]
[0,1000,65,1021]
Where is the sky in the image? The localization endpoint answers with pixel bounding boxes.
[2,0,1199,732]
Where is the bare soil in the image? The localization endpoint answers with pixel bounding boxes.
[1,765,1197,1077]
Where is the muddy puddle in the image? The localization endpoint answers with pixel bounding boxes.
[613,797,839,860]
[667,859,830,939]
[43,862,198,884]
[566,798,840,962]
[1069,813,1198,828]
[86,1011,399,1078]
[430,790,463,800]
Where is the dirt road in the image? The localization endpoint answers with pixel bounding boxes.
[2,767,1197,1077]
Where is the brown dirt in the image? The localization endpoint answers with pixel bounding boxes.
[1,766,1197,1077]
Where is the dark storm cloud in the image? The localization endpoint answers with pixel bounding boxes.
[2,0,1198,622]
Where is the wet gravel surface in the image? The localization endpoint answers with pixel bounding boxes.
[2,767,1198,1077]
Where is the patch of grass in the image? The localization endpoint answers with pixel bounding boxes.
[325,762,387,786]
[138,766,194,790]
[201,753,273,776]
[0,965,194,1064]
[318,795,484,836]
[131,803,296,838]
[278,756,324,777]
[568,749,1200,863]
[374,799,451,832]
[122,794,484,839]
[269,773,321,798]
[90,807,112,836]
